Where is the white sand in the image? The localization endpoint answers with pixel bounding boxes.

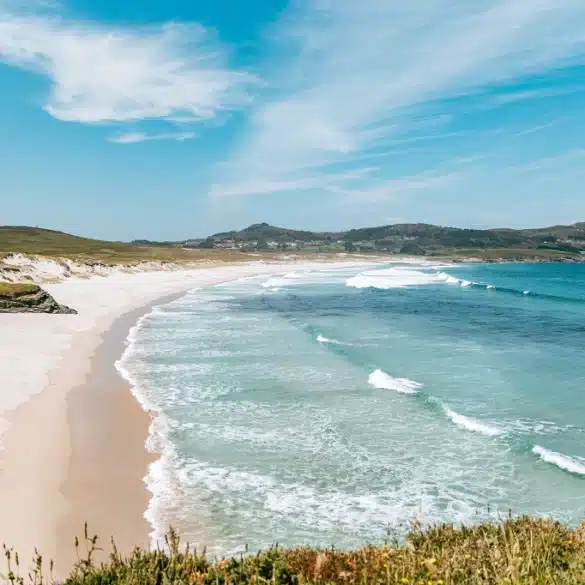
[0,260,377,574]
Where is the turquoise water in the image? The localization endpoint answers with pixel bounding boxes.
[118,262,585,555]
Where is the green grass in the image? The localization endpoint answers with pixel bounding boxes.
[0,283,40,297]
[3,517,585,585]
[0,227,252,265]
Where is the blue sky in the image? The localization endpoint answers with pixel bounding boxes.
[1,0,585,240]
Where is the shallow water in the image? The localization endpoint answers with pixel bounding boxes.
[117,262,585,554]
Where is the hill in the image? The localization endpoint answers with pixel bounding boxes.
[3,222,585,261]
[205,221,585,258]
[0,226,245,264]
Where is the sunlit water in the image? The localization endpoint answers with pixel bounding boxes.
[117,262,585,554]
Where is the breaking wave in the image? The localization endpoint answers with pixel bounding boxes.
[368,369,422,394]
[317,334,349,345]
[346,267,442,289]
[443,407,505,437]
[532,446,585,476]
[436,271,585,304]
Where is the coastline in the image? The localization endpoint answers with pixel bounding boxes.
[0,260,378,577]
[56,292,187,573]
[0,288,194,578]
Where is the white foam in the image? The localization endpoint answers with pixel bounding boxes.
[532,446,585,476]
[143,413,184,547]
[523,290,530,295]
[437,271,476,288]
[444,407,504,437]
[347,267,440,289]
[368,369,422,393]
[437,271,498,291]
[317,334,349,345]
[262,265,376,290]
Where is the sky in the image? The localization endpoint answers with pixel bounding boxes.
[1,0,585,240]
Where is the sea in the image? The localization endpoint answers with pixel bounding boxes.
[116,261,585,555]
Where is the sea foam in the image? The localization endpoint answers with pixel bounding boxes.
[368,369,422,393]
[443,407,504,436]
[347,267,440,289]
[532,446,585,476]
[317,334,350,345]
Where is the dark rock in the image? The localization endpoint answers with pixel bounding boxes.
[0,286,77,314]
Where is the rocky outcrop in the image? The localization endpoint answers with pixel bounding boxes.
[0,284,77,314]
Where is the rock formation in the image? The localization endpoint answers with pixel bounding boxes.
[0,283,77,314]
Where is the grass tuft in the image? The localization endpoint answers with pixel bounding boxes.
[2,517,585,585]
[0,283,40,298]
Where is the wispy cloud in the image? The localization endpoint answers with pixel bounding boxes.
[339,171,465,203]
[513,148,585,173]
[211,0,585,199]
[487,86,585,106]
[109,131,196,144]
[0,10,255,130]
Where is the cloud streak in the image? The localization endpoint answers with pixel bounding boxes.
[109,131,196,144]
[211,0,585,199]
[0,11,255,129]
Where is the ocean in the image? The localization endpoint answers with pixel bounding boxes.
[116,261,585,555]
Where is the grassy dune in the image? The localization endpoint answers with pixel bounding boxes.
[0,227,249,265]
[4,518,584,585]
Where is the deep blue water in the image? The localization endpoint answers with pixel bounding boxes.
[119,262,585,554]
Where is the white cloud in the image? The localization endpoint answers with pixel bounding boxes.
[211,0,585,198]
[109,131,196,144]
[0,12,255,126]
[487,86,585,106]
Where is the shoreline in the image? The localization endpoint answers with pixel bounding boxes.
[56,291,187,573]
[0,261,379,577]
[0,288,194,578]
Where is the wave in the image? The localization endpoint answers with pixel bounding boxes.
[317,334,346,345]
[347,267,441,289]
[368,369,422,393]
[438,271,585,304]
[443,407,504,437]
[114,298,189,548]
[343,265,585,305]
[437,271,480,289]
[532,446,585,476]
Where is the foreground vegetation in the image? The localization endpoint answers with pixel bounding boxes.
[4,517,585,585]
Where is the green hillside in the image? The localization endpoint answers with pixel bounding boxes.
[208,221,585,257]
[3,222,585,261]
[0,227,244,263]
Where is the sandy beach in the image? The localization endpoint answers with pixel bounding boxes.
[0,260,375,577]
